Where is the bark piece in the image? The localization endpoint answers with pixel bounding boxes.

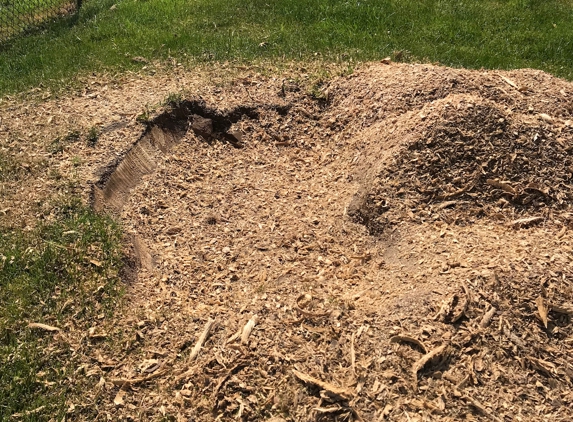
[292,369,353,400]
[412,345,449,388]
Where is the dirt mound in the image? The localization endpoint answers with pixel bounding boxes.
[348,94,573,233]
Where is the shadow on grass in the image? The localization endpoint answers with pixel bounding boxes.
[0,1,83,50]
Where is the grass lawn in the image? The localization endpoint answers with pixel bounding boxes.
[0,0,572,96]
[0,198,123,420]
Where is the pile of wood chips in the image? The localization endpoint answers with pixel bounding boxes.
[1,62,573,421]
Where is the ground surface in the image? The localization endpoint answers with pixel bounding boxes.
[1,62,573,421]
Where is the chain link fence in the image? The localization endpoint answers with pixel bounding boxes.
[0,0,80,43]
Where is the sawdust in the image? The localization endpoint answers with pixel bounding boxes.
[1,61,573,421]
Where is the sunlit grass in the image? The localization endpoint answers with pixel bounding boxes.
[0,199,123,419]
[0,0,571,96]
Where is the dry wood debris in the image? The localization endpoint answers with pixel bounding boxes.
[1,62,573,421]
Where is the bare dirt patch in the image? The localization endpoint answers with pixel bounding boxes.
[2,62,573,421]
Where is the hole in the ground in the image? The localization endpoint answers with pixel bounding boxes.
[91,98,291,214]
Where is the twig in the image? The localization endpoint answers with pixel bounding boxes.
[350,332,356,376]
[189,318,216,361]
[212,362,247,398]
[461,393,502,422]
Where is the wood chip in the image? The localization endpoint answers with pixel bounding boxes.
[110,367,168,387]
[525,182,550,197]
[509,216,543,228]
[390,335,428,354]
[486,178,518,195]
[498,75,519,90]
[295,306,331,318]
[527,356,556,377]
[550,303,573,315]
[241,315,257,345]
[433,294,457,322]
[89,259,102,267]
[536,296,549,329]
[113,389,126,407]
[350,332,356,375]
[503,326,525,349]
[292,369,353,400]
[412,344,449,388]
[189,318,216,361]
[451,281,471,323]
[28,322,61,332]
[314,405,342,413]
[479,305,497,328]
[380,404,393,419]
[212,362,247,398]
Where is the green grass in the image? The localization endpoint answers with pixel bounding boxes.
[0,0,572,96]
[0,199,123,420]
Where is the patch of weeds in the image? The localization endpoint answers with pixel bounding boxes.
[48,130,81,155]
[86,126,100,147]
[71,156,81,167]
[164,92,183,108]
[63,130,81,143]
[255,282,267,294]
[136,110,151,124]
[0,198,123,420]
[65,177,81,193]
[0,152,23,182]
[308,79,328,102]
[48,168,63,180]
[48,139,66,155]
[392,50,413,63]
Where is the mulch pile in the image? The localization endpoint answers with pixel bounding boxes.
[2,62,573,421]
[348,95,573,233]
